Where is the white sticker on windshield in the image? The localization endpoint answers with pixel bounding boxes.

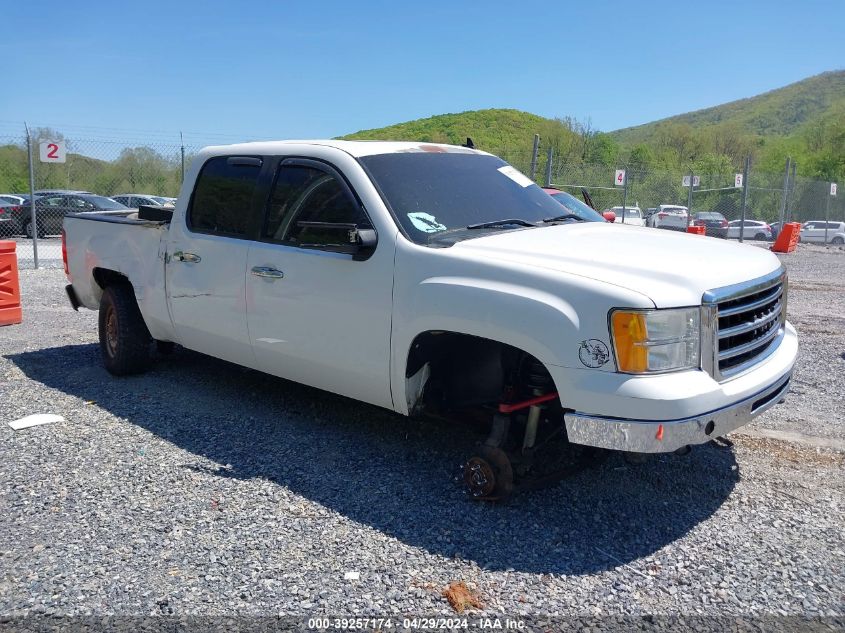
[408,212,448,233]
[497,165,534,188]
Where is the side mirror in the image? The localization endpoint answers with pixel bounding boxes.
[351,227,378,261]
[294,221,378,260]
[602,211,616,223]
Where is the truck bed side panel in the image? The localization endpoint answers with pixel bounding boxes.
[64,215,174,341]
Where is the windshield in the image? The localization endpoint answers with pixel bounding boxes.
[151,196,172,205]
[88,196,129,210]
[360,152,597,246]
[613,207,641,218]
[550,192,605,221]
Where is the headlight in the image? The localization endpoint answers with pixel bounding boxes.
[610,308,700,373]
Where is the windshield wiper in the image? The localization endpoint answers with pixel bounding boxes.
[466,218,538,230]
[542,213,586,223]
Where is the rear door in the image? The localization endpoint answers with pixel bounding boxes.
[245,157,394,409]
[165,155,264,366]
[41,195,71,235]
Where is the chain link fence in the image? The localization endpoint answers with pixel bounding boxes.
[1,127,842,268]
[0,127,205,268]
[541,153,843,240]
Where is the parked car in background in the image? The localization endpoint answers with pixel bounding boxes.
[0,194,27,206]
[112,194,167,208]
[610,206,645,226]
[691,212,728,238]
[646,205,689,231]
[800,221,845,244]
[34,189,94,197]
[726,219,772,241]
[0,201,20,236]
[19,193,128,237]
[541,188,608,222]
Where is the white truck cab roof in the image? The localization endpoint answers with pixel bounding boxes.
[200,140,488,159]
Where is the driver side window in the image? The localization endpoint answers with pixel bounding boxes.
[263,163,369,247]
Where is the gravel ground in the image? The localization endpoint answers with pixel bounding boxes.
[1,244,843,625]
[749,242,845,442]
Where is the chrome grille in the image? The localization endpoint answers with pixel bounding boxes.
[702,268,787,380]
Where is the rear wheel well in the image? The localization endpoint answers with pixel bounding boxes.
[405,331,555,415]
[92,268,130,289]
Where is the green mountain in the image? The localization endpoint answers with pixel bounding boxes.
[611,70,845,145]
[340,108,622,170]
[341,109,578,155]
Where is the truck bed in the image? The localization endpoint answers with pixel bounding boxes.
[64,211,174,341]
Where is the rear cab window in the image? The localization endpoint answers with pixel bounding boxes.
[188,156,263,237]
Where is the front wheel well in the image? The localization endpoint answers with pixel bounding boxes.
[405,331,555,415]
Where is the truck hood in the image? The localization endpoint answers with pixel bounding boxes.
[451,223,783,307]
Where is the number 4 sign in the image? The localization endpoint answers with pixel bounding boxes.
[39,140,66,163]
[614,169,626,186]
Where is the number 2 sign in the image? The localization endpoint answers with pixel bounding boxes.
[39,140,66,163]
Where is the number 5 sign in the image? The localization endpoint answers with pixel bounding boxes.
[39,140,66,163]
[614,169,626,186]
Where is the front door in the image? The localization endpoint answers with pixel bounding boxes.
[245,158,395,409]
[801,222,824,243]
[166,155,264,367]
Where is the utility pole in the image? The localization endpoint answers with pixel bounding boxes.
[180,131,186,184]
[738,156,750,243]
[24,123,39,269]
[778,157,791,227]
[686,170,694,226]
[621,171,629,223]
[825,187,831,245]
[787,161,797,223]
[529,134,540,182]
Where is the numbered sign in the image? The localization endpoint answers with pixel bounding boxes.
[614,169,626,186]
[39,140,66,163]
[832,183,838,197]
[682,175,701,187]
[735,174,743,188]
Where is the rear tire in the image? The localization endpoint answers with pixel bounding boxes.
[98,284,152,375]
[832,236,844,245]
[754,232,766,241]
[156,340,176,355]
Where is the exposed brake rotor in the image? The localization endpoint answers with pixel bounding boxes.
[462,446,514,502]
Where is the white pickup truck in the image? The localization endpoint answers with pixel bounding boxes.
[63,141,797,499]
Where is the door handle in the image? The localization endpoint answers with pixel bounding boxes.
[251,266,285,279]
[173,251,201,263]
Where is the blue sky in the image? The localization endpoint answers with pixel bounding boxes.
[2,0,843,144]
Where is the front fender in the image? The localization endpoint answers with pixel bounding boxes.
[389,245,652,414]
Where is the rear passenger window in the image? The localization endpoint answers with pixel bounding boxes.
[188,156,262,236]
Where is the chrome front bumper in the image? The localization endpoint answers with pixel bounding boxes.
[563,372,792,453]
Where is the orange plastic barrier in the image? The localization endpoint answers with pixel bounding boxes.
[771,222,801,253]
[687,225,706,235]
[0,241,22,326]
